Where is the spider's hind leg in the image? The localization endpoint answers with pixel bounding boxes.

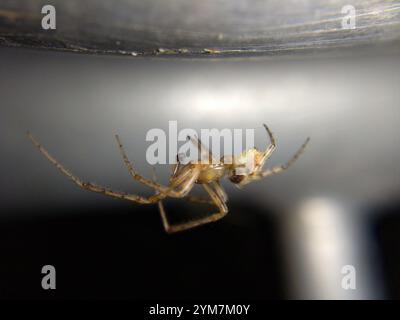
[163,184,228,234]
[27,132,154,204]
[115,134,196,198]
[154,174,228,234]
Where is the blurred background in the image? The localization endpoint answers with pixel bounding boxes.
[1,0,400,299]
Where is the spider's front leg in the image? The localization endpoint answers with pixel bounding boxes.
[258,124,277,168]
[258,136,310,179]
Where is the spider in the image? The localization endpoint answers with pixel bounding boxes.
[27,124,310,233]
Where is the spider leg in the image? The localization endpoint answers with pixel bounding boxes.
[258,137,310,178]
[151,166,171,231]
[259,124,277,168]
[170,154,182,179]
[145,163,200,203]
[212,180,228,202]
[263,123,276,146]
[167,169,199,197]
[169,159,213,204]
[115,134,195,198]
[157,183,228,234]
[27,132,154,204]
[188,135,216,164]
[184,196,214,205]
[28,132,195,204]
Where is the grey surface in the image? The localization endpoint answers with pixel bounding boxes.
[1,47,399,214]
[0,0,400,57]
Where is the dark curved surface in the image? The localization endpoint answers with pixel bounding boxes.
[0,0,400,57]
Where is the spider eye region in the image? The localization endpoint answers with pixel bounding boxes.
[229,174,245,184]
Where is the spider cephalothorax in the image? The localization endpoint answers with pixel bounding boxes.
[224,148,268,187]
[28,124,309,233]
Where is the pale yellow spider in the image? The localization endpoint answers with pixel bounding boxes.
[27,124,309,233]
